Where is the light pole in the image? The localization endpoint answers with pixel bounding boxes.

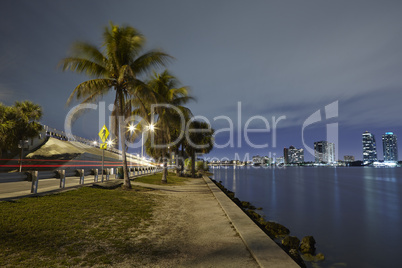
[18,140,25,173]
[128,124,135,170]
[141,123,154,165]
[103,139,113,180]
[141,131,144,160]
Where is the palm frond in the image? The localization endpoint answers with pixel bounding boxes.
[103,22,145,69]
[70,42,106,65]
[171,96,196,106]
[66,79,112,105]
[59,57,107,78]
[131,50,174,75]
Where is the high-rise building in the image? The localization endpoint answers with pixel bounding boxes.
[314,141,335,163]
[382,132,398,162]
[362,131,377,163]
[283,147,289,164]
[284,145,304,164]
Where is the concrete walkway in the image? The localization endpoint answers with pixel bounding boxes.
[132,176,299,268]
[203,176,299,268]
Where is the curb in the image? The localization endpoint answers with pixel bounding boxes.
[203,176,300,268]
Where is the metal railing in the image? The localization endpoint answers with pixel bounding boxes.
[0,166,162,196]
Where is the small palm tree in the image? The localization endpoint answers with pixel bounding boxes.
[185,120,214,178]
[169,107,192,176]
[60,22,172,188]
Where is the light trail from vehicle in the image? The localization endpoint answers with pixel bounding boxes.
[1,164,142,168]
[0,158,132,163]
[0,158,152,170]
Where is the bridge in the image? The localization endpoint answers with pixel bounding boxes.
[0,125,160,200]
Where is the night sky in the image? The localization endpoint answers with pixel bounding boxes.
[1,0,402,161]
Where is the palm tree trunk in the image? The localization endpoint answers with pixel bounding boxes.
[162,152,168,183]
[175,147,180,176]
[181,143,185,176]
[120,120,130,188]
[118,90,131,189]
[191,150,196,178]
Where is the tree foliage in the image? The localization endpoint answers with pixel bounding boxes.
[0,101,43,157]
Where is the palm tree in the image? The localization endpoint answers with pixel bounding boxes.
[170,107,192,176]
[185,120,214,178]
[137,70,193,183]
[60,22,172,188]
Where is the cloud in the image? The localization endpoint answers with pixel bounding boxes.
[340,87,402,128]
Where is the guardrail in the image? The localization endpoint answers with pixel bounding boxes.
[0,166,162,195]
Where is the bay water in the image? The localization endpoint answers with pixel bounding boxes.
[211,166,402,268]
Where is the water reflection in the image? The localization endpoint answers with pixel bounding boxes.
[333,167,341,227]
[233,165,236,192]
[214,166,402,268]
[270,168,277,211]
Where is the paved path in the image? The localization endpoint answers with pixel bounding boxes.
[132,177,259,267]
[132,176,300,268]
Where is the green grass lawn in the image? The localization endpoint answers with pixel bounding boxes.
[134,172,189,185]
[0,185,159,267]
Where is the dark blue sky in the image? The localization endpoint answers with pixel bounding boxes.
[1,0,402,161]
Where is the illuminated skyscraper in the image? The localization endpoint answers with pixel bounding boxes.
[284,145,304,164]
[362,131,377,163]
[314,141,335,163]
[382,132,398,162]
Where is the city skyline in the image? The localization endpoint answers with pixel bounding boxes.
[245,129,401,164]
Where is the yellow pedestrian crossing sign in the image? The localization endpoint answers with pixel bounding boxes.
[100,143,107,150]
[98,125,109,143]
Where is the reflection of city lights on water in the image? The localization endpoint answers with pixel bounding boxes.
[375,177,396,182]
[373,161,397,167]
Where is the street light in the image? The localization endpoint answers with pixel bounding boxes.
[128,124,135,133]
[107,139,114,148]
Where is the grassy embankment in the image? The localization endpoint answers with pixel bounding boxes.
[0,173,187,267]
